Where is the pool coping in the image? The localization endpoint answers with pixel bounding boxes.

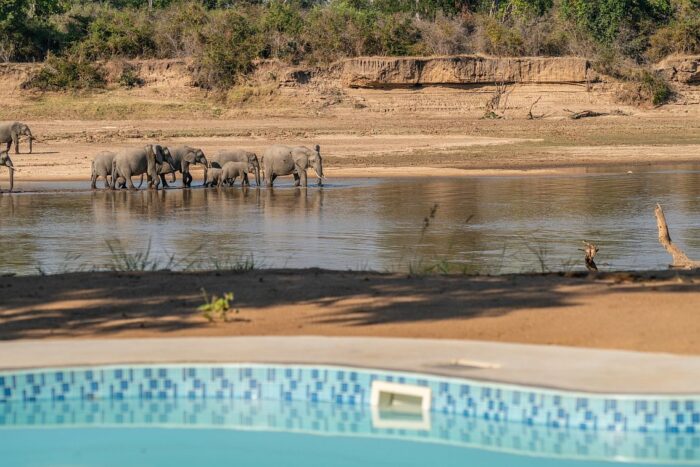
[0,336,699,395]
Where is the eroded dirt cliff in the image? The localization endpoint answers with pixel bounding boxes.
[332,55,594,88]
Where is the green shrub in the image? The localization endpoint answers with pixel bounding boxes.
[22,53,106,91]
[561,0,672,46]
[303,2,380,63]
[198,288,236,323]
[376,13,421,56]
[641,70,672,105]
[480,16,525,56]
[647,15,700,61]
[78,8,157,59]
[413,12,472,55]
[260,0,306,60]
[191,10,262,89]
[118,64,145,88]
[151,0,208,57]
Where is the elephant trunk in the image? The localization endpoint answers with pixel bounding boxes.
[26,129,33,154]
[254,165,261,186]
[314,160,324,185]
[110,159,118,189]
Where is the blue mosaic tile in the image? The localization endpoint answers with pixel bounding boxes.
[0,364,698,433]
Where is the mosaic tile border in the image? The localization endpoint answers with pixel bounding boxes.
[1,399,698,464]
[0,364,698,433]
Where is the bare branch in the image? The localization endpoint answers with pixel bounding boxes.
[579,241,599,272]
[654,204,699,269]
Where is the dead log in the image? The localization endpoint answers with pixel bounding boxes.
[580,241,599,272]
[654,204,700,269]
[564,109,608,120]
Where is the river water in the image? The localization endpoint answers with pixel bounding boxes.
[1,167,699,275]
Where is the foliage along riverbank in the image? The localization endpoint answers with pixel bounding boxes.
[3,0,698,104]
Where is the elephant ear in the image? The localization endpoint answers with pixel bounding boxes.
[184,151,196,164]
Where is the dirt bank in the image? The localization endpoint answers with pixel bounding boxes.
[4,114,700,184]
[1,269,699,355]
[0,56,697,184]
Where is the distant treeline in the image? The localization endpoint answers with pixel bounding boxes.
[3,0,699,90]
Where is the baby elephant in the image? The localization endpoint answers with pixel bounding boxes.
[202,167,222,187]
[219,161,255,187]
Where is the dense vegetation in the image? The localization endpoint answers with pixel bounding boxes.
[2,0,698,93]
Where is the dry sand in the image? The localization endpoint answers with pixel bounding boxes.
[1,269,699,355]
[4,115,700,184]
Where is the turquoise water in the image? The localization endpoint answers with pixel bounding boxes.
[0,399,696,466]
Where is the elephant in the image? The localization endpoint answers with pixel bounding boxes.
[110,145,175,191]
[0,122,33,154]
[261,144,324,187]
[202,167,223,187]
[0,149,14,192]
[209,149,261,186]
[219,161,255,187]
[91,151,141,190]
[158,145,209,188]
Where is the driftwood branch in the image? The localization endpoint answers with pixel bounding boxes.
[564,109,608,120]
[655,204,699,269]
[527,96,543,120]
[579,241,599,272]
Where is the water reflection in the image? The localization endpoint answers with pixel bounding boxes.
[1,169,699,275]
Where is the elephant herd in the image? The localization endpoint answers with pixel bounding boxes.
[93,143,324,190]
[0,120,325,192]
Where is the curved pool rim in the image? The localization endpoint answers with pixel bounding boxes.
[1,362,698,435]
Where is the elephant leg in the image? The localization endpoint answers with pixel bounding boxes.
[90,174,97,190]
[299,170,307,187]
[159,174,170,188]
[293,172,300,187]
[125,174,136,191]
[184,172,193,187]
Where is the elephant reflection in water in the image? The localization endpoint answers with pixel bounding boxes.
[261,186,324,217]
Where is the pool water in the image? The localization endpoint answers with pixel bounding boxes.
[1,364,699,466]
[0,399,696,467]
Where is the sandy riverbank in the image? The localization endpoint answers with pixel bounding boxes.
[3,115,699,184]
[2,269,699,355]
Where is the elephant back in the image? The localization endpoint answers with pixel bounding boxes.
[213,149,256,168]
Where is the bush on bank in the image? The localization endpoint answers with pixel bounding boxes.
[10,0,700,103]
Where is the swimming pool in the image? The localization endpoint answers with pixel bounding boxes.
[1,364,698,466]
